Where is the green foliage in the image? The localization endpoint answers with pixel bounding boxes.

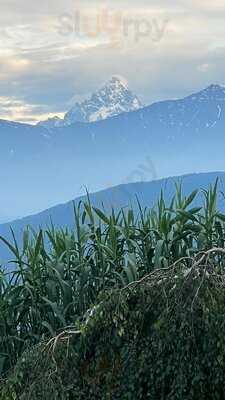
[2,249,225,399]
[1,182,225,398]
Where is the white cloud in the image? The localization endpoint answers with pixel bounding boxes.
[0,96,65,124]
[198,63,211,72]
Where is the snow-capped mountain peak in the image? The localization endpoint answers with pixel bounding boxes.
[63,76,143,125]
[38,76,143,129]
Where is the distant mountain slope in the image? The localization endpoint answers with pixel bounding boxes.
[37,116,62,129]
[38,76,142,128]
[2,83,225,219]
[0,171,225,263]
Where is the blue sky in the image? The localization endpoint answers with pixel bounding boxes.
[2,0,225,123]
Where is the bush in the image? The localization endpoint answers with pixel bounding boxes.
[2,249,225,400]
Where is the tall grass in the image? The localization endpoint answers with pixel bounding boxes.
[1,182,225,375]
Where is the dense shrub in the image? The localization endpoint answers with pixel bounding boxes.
[2,249,225,400]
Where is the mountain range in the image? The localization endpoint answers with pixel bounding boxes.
[1,80,225,220]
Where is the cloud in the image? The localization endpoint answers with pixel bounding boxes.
[1,0,225,122]
[0,95,64,123]
[197,63,211,73]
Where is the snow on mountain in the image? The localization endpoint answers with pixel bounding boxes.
[140,83,225,134]
[188,84,225,101]
[64,76,143,125]
[38,77,143,129]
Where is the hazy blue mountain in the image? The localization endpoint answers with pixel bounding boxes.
[37,116,62,129]
[0,171,225,263]
[1,84,225,219]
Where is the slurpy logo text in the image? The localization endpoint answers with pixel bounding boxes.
[57,6,169,47]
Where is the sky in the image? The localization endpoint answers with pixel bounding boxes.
[2,0,225,124]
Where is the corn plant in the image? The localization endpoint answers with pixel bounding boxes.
[0,182,225,376]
